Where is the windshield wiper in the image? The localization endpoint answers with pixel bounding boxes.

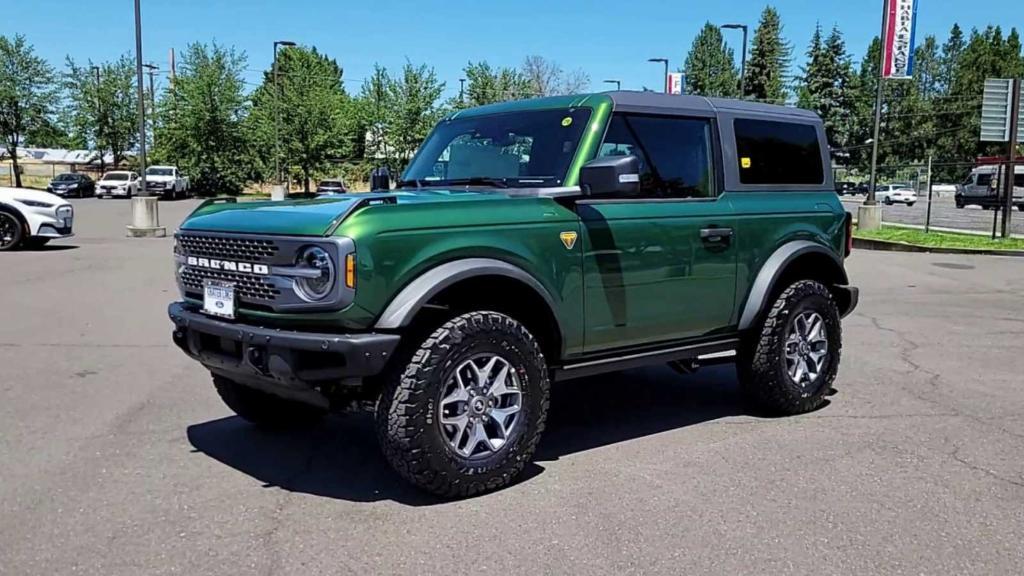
[441,177,510,188]
[395,178,426,189]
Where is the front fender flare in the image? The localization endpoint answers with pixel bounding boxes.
[738,240,849,331]
[374,257,561,331]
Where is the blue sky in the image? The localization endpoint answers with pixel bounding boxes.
[6,0,1018,99]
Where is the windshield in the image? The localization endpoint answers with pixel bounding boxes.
[55,173,78,181]
[146,167,174,176]
[103,172,130,181]
[318,181,342,187]
[402,108,593,188]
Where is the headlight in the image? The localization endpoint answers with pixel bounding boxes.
[16,198,54,208]
[294,246,335,301]
[56,206,73,218]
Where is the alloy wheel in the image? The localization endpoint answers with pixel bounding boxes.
[784,311,829,386]
[438,354,523,459]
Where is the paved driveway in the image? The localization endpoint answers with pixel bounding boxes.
[2,197,1023,574]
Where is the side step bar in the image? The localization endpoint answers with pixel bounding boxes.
[554,338,740,382]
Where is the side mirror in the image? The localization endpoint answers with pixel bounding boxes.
[579,155,641,197]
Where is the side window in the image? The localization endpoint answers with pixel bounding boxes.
[598,113,715,199]
[734,118,824,185]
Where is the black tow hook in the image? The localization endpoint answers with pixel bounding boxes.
[247,346,270,374]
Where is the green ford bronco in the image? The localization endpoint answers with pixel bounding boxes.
[169,92,858,497]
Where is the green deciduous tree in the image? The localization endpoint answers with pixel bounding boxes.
[248,46,354,192]
[744,6,792,103]
[460,61,532,107]
[64,55,138,172]
[0,34,59,187]
[387,62,445,170]
[684,23,740,97]
[157,42,251,195]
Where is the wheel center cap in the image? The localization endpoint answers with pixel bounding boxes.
[799,342,810,355]
[470,397,488,415]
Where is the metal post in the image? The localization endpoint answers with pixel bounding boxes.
[740,25,748,95]
[143,63,157,153]
[924,154,933,234]
[459,78,465,104]
[1001,78,1020,238]
[662,60,669,93]
[273,43,281,186]
[133,0,148,196]
[866,0,888,207]
[91,65,104,173]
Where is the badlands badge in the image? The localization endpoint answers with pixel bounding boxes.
[559,231,578,250]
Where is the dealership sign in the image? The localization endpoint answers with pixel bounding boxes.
[883,0,918,79]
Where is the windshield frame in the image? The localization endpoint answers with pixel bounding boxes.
[401,107,595,191]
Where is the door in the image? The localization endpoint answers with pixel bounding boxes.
[579,113,737,353]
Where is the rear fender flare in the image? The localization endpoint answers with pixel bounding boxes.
[738,240,848,331]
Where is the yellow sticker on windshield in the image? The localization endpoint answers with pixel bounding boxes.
[740,157,752,169]
[561,116,573,127]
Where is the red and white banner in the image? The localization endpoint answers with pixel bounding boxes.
[883,0,918,79]
[667,73,684,95]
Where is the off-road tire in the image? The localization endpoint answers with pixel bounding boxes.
[740,280,842,415]
[376,311,550,498]
[213,375,326,429]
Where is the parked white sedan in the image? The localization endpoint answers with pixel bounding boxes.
[0,187,74,250]
[96,171,140,198]
[876,184,918,206]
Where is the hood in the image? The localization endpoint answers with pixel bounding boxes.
[0,187,68,206]
[180,189,542,236]
[146,174,175,181]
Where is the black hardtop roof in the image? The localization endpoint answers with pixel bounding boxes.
[606,90,820,121]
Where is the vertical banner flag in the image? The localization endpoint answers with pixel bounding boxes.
[883,0,918,79]
[667,73,684,95]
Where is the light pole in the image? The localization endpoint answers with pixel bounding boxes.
[273,40,296,189]
[720,24,748,96]
[459,78,466,104]
[133,0,148,196]
[603,79,621,91]
[142,63,158,153]
[90,65,104,173]
[647,58,669,93]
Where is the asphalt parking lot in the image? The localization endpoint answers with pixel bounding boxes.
[840,193,1024,236]
[2,197,1024,575]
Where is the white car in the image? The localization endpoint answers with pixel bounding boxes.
[876,184,918,206]
[0,187,74,250]
[96,170,140,199]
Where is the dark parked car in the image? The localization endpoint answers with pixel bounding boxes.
[316,179,348,194]
[46,173,95,198]
[835,181,856,195]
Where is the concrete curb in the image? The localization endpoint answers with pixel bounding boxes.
[853,237,1024,257]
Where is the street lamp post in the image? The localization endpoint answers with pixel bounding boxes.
[720,24,748,96]
[603,79,621,91]
[90,65,104,173]
[273,40,296,190]
[459,78,466,104]
[133,0,148,196]
[142,63,158,153]
[647,58,669,93]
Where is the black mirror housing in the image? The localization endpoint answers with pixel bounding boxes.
[579,155,641,197]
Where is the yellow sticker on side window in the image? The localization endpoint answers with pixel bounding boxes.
[561,117,573,127]
[740,157,752,169]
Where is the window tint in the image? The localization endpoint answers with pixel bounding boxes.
[734,119,824,185]
[597,114,714,198]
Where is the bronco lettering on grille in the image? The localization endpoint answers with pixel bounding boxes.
[186,256,270,275]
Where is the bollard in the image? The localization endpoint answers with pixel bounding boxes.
[126,196,167,238]
[270,184,287,201]
[856,204,882,231]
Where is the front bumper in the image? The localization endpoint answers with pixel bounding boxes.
[168,302,400,406]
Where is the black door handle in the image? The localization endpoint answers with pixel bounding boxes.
[700,227,734,244]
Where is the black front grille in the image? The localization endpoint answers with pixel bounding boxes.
[180,268,282,302]
[177,234,279,262]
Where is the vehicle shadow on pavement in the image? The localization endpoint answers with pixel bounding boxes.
[186,364,748,506]
[20,244,78,252]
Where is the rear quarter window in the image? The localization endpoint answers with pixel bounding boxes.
[734,119,824,186]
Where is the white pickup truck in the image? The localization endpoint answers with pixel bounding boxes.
[145,166,190,200]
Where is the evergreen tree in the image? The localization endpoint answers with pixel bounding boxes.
[939,24,965,93]
[683,23,740,97]
[744,6,791,103]
[797,25,855,148]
